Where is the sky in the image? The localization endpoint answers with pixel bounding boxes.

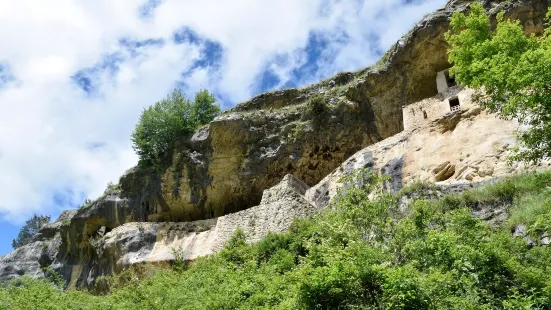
[0,0,447,256]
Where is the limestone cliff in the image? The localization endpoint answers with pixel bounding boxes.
[306,88,550,209]
[115,0,550,225]
[1,0,549,291]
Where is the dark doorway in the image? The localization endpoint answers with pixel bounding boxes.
[449,97,460,112]
[444,70,456,87]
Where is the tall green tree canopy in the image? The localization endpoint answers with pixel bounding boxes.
[12,214,51,249]
[131,89,220,166]
[446,4,551,163]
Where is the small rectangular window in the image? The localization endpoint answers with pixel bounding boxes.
[449,97,460,112]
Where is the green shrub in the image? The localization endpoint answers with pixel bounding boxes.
[219,228,253,266]
[306,94,329,130]
[268,249,295,274]
[256,232,293,263]
[78,198,93,210]
[103,181,121,196]
[171,246,190,271]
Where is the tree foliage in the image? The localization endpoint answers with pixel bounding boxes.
[446,4,551,163]
[12,214,51,249]
[131,89,220,166]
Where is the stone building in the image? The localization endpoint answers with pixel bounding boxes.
[403,69,471,130]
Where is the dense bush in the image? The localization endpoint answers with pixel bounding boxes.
[3,171,551,309]
[131,89,219,166]
[306,94,329,130]
[11,214,50,249]
[447,5,551,163]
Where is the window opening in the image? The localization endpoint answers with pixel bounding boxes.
[444,70,456,87]
[449,97,460,112]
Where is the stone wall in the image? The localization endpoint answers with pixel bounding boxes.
[403,87,476,130]
[86,174,314,285]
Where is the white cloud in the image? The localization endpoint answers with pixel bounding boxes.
[0,0,446,224]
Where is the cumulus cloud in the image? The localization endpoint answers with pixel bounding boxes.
[0,0,446,224]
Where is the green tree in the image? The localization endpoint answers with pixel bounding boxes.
[131,88,220,166]
[446,4,551,163]
[12,214,51,249]
[191,89,219,126]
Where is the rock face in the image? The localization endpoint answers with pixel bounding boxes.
[98,174,311,271]
[306,88,550,208]
[0,242,45,282]
[58,174,313,290]
[0,210,76,283]
[1,0,550,291]
[118,88,392,225]
[114,0,550,225]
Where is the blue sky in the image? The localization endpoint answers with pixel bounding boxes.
[0,0,447,256]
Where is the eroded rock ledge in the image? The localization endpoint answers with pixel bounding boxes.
[1,0,549,291]
[97,174,313,276]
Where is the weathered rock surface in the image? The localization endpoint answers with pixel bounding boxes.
[1,0,550,291]
[306,88,550,208]
[59,174,313,290]
[0,210,76,283]
[113,0,549,226]
[98,175,311,270]
[57,0,548,256]
[0,241,45,282]
[118,91,390,224]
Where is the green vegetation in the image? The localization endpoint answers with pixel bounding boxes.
[446,4,551,163]
[103,181,121,196]
[131,89,220,167]
[78,198,94,210]
[306,94,329,130]
[11,214,50,249]
[61,219,71,227]
[3,171,551,309]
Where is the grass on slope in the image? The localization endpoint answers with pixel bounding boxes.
[2,171,551,310]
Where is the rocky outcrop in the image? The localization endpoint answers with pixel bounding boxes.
[56,87,545,290]
[97,175,311,272]
[55,174,313,290]
[113,0,549,226]
[0,210,76,283]
[118,91,390,224]
[1,0,550,291]
[0,242,45,283]
[306,89,550,208]
[57,0,549,258]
